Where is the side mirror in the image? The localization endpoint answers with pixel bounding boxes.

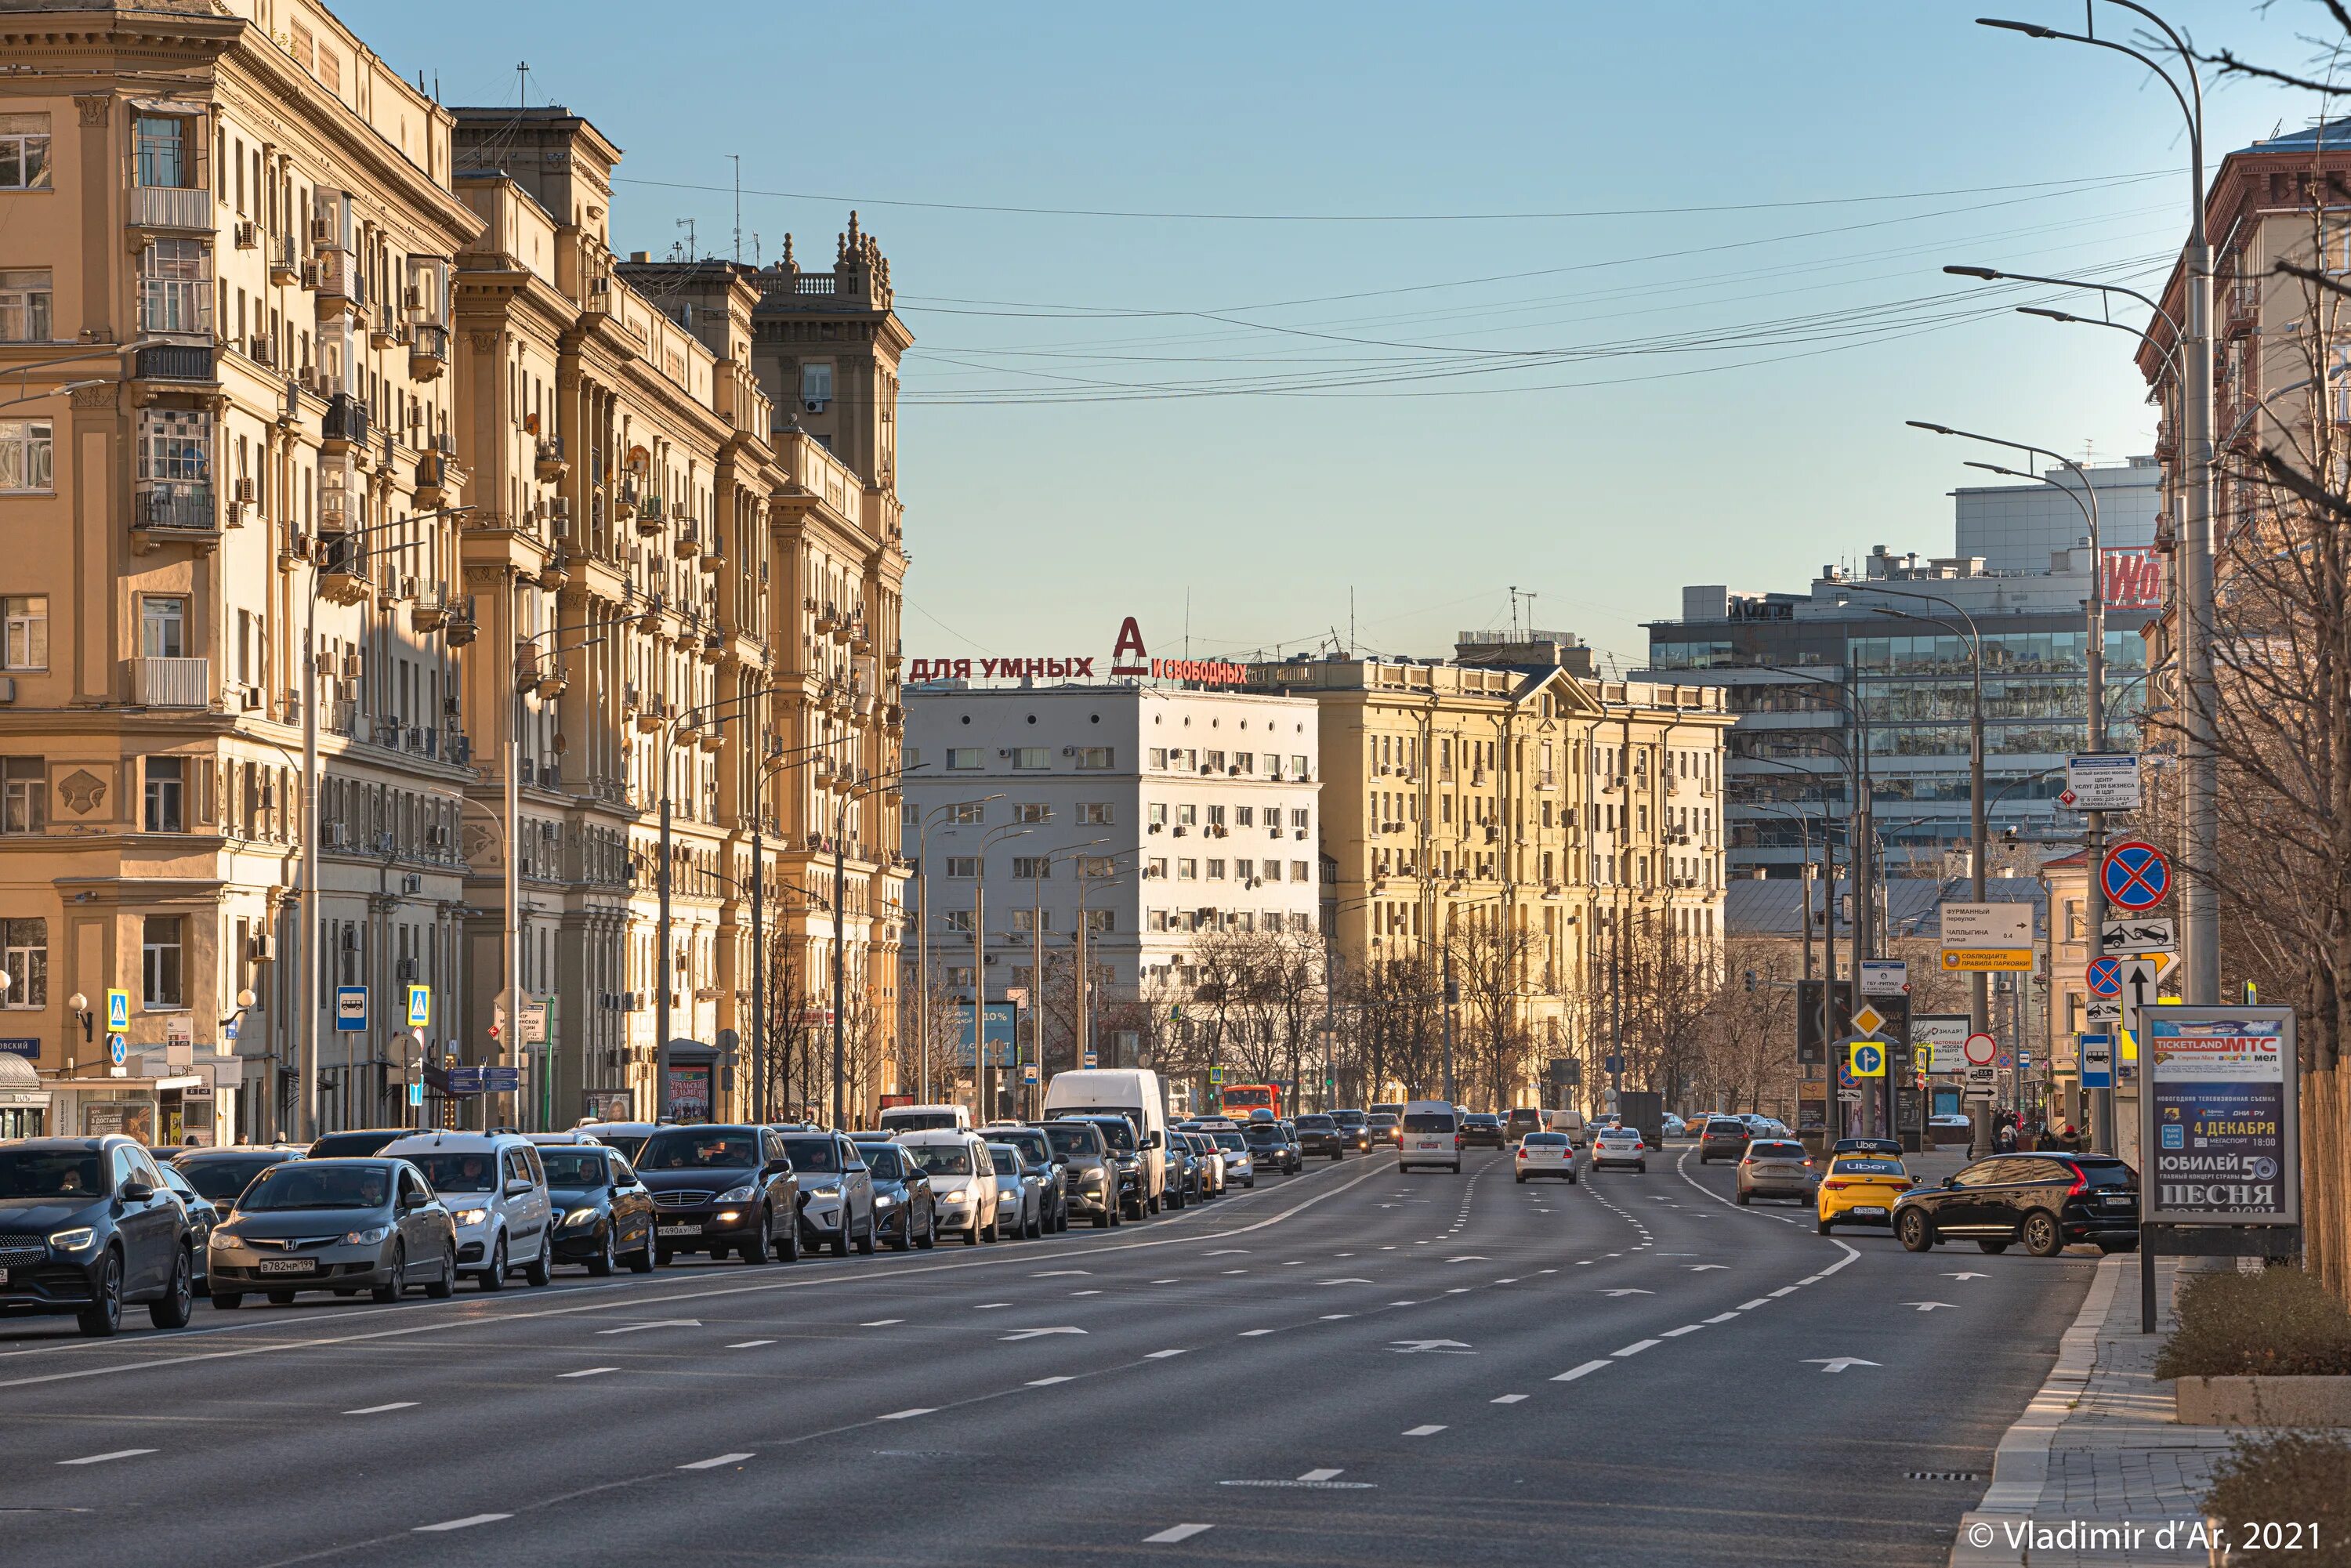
[763,1159,793,1176]
[846,1162,867,1174]
[1942,1175,1958,1189]
[400,1191,429,1211]
[505,1178,534,1197]
[120,1181,155,1203]
[1143,1131,1162,1149]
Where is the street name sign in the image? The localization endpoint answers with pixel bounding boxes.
[2061,754,2142,812]
[1940,903,2033,971]
[1858,959,1909,998]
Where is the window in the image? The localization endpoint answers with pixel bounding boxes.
[1079,855,1115,877]
[1079,802,1112,825]
[1236,806,1255,827]
[1207,859,1226,880]
[134,114,192,188]
[1176,802,1197,827]
[1177,858,1197,880]
[1147,856,1168,879]
[945,748,983,771]
[1292,808,1309,829]
[1012,908,1052,932]
[1291,860,1311,882]
[1,918,43,1007]
[946,966,975,988]
[1231,752,1254,775]
[0,418,53,492]
[800,361,833,411]
[1075,746,1113,770]
[1012,748,1049,770]
[1148,748,1168,770]
[0,114,51,190]
[137,408,210,483]
[1085,908,1114,933]
[1011,856,1052,880]
[141,597,187,659]
[2,596,45,670]
[941,909,974,932]
[1207,804,1226,828]
[2,758,43,834]
[1015,802,1050,824]
[944,857,978,879]
[1147,802,1167,828]
[1204,750,1225,772]
[144,757,185,831]
[139,241,211,335]
[0,269,50,341]
[949,801,984,824]
[1291,755,1309,777]
[142,915,184,1007]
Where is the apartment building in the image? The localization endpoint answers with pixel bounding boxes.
[0,3,908,1139]
[1248,637,1731,1099]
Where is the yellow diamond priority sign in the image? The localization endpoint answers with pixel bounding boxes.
[1850,1002,1887,1038]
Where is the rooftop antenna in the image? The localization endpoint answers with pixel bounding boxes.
[1184,588,1192,662]
[676,217,697,260]
[730,155,742,264]
[516,61,529,107]
[1348,588,1356,656]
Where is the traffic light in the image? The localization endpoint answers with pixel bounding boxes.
[1743,969,1756,993]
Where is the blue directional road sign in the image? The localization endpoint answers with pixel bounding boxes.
[2101,841,2172,913]
[482,1065,522,1092]
[408,1081,424,1106]
[444,1066,484,1094]
[1850,1041,1886,1078]
[335,986,368,1034]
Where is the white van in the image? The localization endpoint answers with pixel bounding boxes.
[1042,1069,1167,1215]
[379,1131,553,1287]
[1545,1110,1590,1147]
[1397,1100,1462,1174]
[878,1103,973,1135]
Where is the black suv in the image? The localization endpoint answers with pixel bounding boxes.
[1294,1114,1348,1161]
[1460,1113,1508,1149]
[634,1125,801,1264]
[1329,1109,1372,1153]
[1893,1154,2141,1257]
[0,1137,196,1335]
[1244,1120,1302,1175]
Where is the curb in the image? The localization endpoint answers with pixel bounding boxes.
[1947,1254,2126,1566]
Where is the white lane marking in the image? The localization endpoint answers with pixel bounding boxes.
[1316,1277,1374,1285]
[1491,1393,1530,1404]
[1661,1324,1706,1338]
[1539,1268,1559,1274]
[1203,1249,1249,1256]
[558,1367,618,1379]
[1494,1277,1519,1284]
[1444,1287,1471,1295]
[1401,1424,1447,1437]
[1145,1524,1213,1544]
[1238,1328,1277,1338]
[597,1318,701,1334]
[1389,1299,1418,1306]
[415,1515,509,1533]
[1598,1289,1653,1298]
[1152,1279,1180,1285]
[877,1408,935,1420]
[974,1303,1012,1310]
[1070,1290,1103,1297]
[999,1327,1087,1342]
[1703,1313,1741,1324]
[1800,1274,1824,1285]
[679,1452,754,1470]
[1144,1349,1189,1359]
[1900,1301,1958,1313]
[1283,1261,1306,1267]
[1767,1287,1799,1298]
[1805,1357,1881,1374]
[1739,1298,1773,1309]
[59,1448,155,1465]
[1032,1270,1090,1277]
[728,1339,777,1349]
[1944,1271,1991,1281]
[1299,1468,1344,1481]
[344,1402,417,1414]
[1613,1339,1660,1357]
[1688,1265,1728,1272]
[1318,1313,1353,1320]
[1445,1255,1490,1262]
[1553,1360,1611,1382]
[1027,1375,1075,1386]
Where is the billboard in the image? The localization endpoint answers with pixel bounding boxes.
[2143,1008,2298,1227]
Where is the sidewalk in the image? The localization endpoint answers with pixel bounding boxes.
[1949,1253,2244,1567]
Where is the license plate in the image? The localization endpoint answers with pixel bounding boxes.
[258,1258,316,1274]
[657,1225,700,1238]
[1852,1206,1886,1216]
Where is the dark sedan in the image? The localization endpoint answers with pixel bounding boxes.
[635,1125,801,1265]
[1895,1153,2142,1257]
[0,1138,195,1335]
[1460,1113,1508,1149]
[539,1146,656,1274]
[1293,1114,1348,1161]
[172,1146,304,1215]
[854,1141,940,1249]
[1330,1109,1373,1153]
[1243,1121,1302,1175]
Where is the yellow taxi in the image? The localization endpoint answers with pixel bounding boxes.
[1816,1152,1919,1234]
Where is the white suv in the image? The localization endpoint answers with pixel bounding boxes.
[379,1132,553,1288]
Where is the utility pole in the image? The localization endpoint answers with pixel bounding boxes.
[1441,945,1458,1105]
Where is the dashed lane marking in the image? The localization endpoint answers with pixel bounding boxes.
[678,1453,753,1470]
[877,1408,935,1421]
[1613,1339,1660,1357]
[415,1515,509,1533]
[1145,1524,1214,1544]
[557,1367,617,1379]
[59,1449,155,1465]
[728,1340,777,1349]
[1553,1360,1611,1382]
[1402,1424,1447,1436]
[344,1402,417,1414]
[1491,1393,1529,1404]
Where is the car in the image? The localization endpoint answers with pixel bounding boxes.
[169,1146,306,1216]
[1816,1153,1918,1233]
[152,1161,219,1297]
[1894,1154,2142,1257]
[1329,1109,1373,1153]
[1035,1119,1121,1226]
[1368,1112,1401,1147]
[1057,1114,1150,1220]
[305,1129,414,1159]
[878,1103,973,1135]
[629,1124,801,1266]
[1184,1132,1225,1196]
[0,1137,197,1336]
[1041,1070,1169,1213]
[1661,1113,1689,1140]
[379,1131,556,1288]
[1202,1125,1256,1189]
[208,1157,459,1308]
[1591,1127,1648,1172]
[1243,1118,1303,1175]
[1735,1139,1818,1206]
[1397,1102,1462,1173]
[1697,1117,1751,1164]
[1293,1114,1348,1161]
[777,1130,878,1256]
[1460,1112,1508,1149]
[1369,1102,1404,1119]
[538,1144,657,1274]
[986,1141,1048,1238]
[1160,1132,1201,1208]
[985,1125,1072,1229]
[902,1130,1003,1244]
[854,1140,940,1250]
[1504,1107,1545,1143]
[574,1121,661,1163]
[1512,1131,1579,1182]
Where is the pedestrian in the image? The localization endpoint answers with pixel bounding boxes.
[2061,1121,2081,1152]
[1994,1119,2019,1154]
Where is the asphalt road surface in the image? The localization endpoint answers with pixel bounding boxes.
[0,1144,2094,1566]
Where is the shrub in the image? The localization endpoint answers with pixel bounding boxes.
[2156,1266,2351,1380]
[2202,1431,2351,1567]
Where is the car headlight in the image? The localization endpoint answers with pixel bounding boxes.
[806,1180,841,1197]
[715,1210,742,1223]
[562,1208,600,1228]
[343,1226,391,1246]
[875,1193,897,1208]
[940,1189,968,1203]
[48,1226,96,1255]
[717,1184,757,1204]
[452,1208,489,1228]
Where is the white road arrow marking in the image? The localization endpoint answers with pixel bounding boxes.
[1598,1288,1654,1298]
[1804,1357,1881,1374]
[1000,1327,1088,1342]
[1686,1265,1728,1272]
[1943,1272,1991,1281]
[1389,1339,1474,1354]
[597,1319,700,1334]
[1900,1302,1958,1313]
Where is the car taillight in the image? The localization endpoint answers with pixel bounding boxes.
[1823,1179,1849,1190]
[1516,1148,1529,1158]
[2064,1166,2087,1198]
[1802,1159,1814,1168]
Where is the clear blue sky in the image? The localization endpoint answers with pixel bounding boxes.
[349,1,2313,672]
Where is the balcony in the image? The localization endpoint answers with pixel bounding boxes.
[129,184,212,230]
[534,436,567,483]
[321,393,369,455]
[672,520,700,559]
[313,250,357,315]
[134,343,216,383]
[270,235,302,286]
[368,303,401,349]
[409,322,447,381]
[132,655,208,708]
[130,480,219,552]
[634,494,665,537]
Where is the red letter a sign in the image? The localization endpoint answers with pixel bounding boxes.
[1111,615,1150,675]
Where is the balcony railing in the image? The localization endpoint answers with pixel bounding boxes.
[135,344,215,382]
[134,480,216,532]
[129,185,212,230]
[132,655,209,708]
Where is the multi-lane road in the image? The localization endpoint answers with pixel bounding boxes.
[0,1145,2095,1566]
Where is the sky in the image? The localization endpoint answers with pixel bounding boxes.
[345,0,2322,675]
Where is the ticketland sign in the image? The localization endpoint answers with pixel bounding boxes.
[907,617,1248,687]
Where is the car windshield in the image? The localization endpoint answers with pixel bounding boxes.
[883,1110,965,1132]
[991,1132,1049,1165]
[1079,1117,1136,1154]
[1600,1130,1639,1142]
[1367,1115,1396,1128]
[239,1164,391,1211]
[777,1137,840,1172]
[1523,1133,1569,1146]
[0,1150,107,1199]
[1244,1124,1283,1143]
[1295,1116,1334,1129]
[592,1132,650,1162]
[857,1146,906,1181]
[1749,1143,1807,1160]
[539,1151,609,1189]
[1212,1132,1247,1152]
[1834,1158,1907,1176]
[404,1152,502,1192]
[179,1156,284,1203]
[1333,1111,1365,1126]
[639,1132,759,1171]
[904,1143,972,1177]
[988,1146,1024,1175]
[1042,1124,1100,1159]
[1402,1114,1454,1132]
